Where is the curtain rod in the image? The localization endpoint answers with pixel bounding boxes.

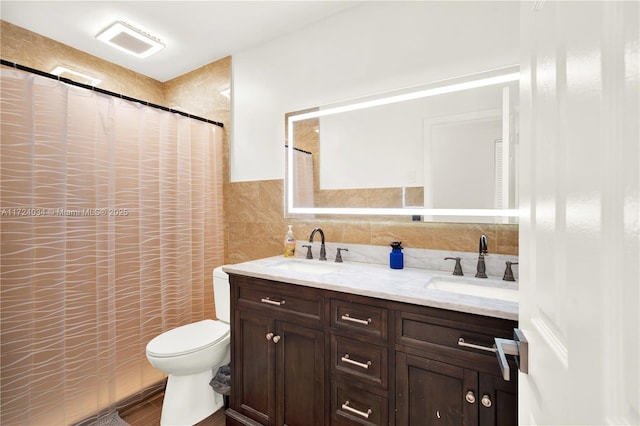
[0,59,224,128]
[284,144,312,155]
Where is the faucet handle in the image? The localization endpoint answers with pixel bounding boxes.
[503,261,519,281]
[302,244,313,259]
[444,257,464,276]
[335,248,349,263]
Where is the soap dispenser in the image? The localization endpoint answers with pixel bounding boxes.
[284,225,296,258]
[389,241,404,269]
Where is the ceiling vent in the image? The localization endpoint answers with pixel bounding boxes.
[96,21,165,58]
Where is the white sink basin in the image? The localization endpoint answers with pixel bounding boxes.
[270,258,340,275]
[427,277,518,302]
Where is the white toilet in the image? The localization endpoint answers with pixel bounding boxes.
[146,266,231,426]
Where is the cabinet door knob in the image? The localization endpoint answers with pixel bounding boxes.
[481,394,492,408]
[266,332,274,341]
[465,390,476,404]
[272,335,281,343]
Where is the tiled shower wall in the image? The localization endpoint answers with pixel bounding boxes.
[0,19,518,269]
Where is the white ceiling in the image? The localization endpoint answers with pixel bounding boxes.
[1,1,361,82]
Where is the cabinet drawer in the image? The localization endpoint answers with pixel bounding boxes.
[331,299,387,340]
[236,278,323,322]
[332,381,387,426]
[397,310,514,358]
[331,335,387,388]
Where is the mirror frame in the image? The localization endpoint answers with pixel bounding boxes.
[286,67,520,220]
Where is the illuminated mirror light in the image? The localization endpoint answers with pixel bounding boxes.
[286,69,520,219]
[289,72,520,122]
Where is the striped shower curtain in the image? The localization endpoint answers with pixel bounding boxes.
[0,68,224,425]
[293,149,314,208]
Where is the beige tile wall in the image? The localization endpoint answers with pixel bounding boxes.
[224,179,518,264]
[1,20,518,269]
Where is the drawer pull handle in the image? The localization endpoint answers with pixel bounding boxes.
[458,337,496,353]
[341,313,372,325]
[341,354,372,370]
[261,297,285,306]
[266,332,274,341]
[341,401,372,419]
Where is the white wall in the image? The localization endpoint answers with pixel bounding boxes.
[318,83,506,191]
[231,1,519,182]
[429,118,501,209]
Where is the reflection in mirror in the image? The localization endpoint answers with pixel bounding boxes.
[286,67,519,223]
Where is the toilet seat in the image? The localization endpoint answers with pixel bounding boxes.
[146,319,229,358]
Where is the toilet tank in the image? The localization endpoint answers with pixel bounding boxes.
[213,266,230,323]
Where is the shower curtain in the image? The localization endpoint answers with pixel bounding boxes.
[0,68,224,425]
[286,147,314,208]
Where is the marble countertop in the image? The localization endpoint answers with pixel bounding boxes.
[223,255,518,321]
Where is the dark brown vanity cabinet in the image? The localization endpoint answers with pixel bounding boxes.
[395,308,518,426]
[226,275,326,426]
[226,273,517,426]
[330,298,389,425]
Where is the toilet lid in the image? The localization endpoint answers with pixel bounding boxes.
[146,319,230,357]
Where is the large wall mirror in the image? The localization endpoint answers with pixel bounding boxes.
[285,66,519,223]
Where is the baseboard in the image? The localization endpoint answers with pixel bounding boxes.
[71,379,167,426]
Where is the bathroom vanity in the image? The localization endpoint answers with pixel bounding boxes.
[223,256,518,426]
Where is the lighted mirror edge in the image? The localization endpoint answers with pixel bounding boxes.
[288,71,519,122]
[285,68,521,219]
[287,206,520,217]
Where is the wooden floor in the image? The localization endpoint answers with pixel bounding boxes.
[120,391,226,426]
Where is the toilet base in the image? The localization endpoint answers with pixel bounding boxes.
[160,369,223,426]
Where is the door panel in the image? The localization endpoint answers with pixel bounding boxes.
[276,321,325,426]
[519,1,639,424]
[235,310,274,425]
[396,352,478,426]
[478,372,517,426]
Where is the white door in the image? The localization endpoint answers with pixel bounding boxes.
[518,1,639,424]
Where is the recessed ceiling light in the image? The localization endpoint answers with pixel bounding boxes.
[96,21,165,58]
[51,66,101,86]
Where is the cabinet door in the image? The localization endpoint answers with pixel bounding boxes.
[276,321,325,426]
[233,310,275,425]
[396,352,478,426]
[478,372,517,426]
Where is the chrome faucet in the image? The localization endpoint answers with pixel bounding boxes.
[475,234,488,278]
[309,228,327,261]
